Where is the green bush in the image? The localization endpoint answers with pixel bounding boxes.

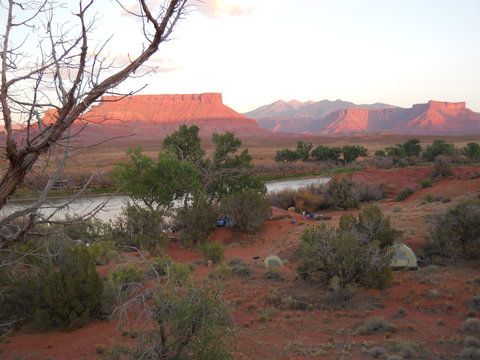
[87,240,119,265]
[326,177,359,210]
[112,265,144,284]
[357,317,395,335]
[462,142,480,161]
[208,263,232,280]
[176,195,217,247]
[298,223,392,289]
[423,139,456,162]
[104,205,168,250]
[424,199,480,260]
[231,263,254,277]
[264,268,283,281]
[199,242,225,264]
[432,155,453,178]
[5,247,103,330]
[220,190,272,233]
[469,295,480,312]
[420,178,433,188]
[462,318,480,335]
[396,187,415,201]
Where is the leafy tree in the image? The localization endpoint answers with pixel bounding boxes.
[423,139,456,162]
[112,146,201,211]
[275,148,300,162]
[311,145,342,163]
[163,124,205,163]
[295,141,313,161]
[403,138,422,157]
[341,145,368,164]
[221,190,272,233]
[432,155,453,178]
[298,224,392,289]
[462,142,480,161]
[424,199,480,260]
[375,149,386,157]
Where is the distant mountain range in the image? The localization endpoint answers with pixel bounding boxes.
[245,99,480,135]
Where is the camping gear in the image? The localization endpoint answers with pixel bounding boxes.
[390,242,418,270]
[264,255,283,268]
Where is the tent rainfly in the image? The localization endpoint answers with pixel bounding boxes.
[390,242,418,270]
[264,255,283,268]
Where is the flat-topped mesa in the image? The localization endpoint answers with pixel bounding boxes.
[80,92,245,124]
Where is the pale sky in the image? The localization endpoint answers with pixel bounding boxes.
[9,0,480,113]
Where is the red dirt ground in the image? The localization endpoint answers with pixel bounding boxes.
[2,165,480,360]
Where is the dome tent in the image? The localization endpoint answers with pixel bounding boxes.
[264,255,283,268]
[390,242,418,270]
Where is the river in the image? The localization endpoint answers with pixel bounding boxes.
[4,176,331,222]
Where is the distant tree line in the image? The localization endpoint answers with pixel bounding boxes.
[275,141,368,164]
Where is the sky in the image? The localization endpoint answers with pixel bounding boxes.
[8,0,480,113]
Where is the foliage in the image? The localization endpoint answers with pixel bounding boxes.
[112,146,201,211]
[423,139,456,162]
[112,265,144,285]
[338,204,402,248]
[432,155,453,178]
[295,141,313,161]
[424,199,480,260]
[4,246,103,330]
[375,149,386,157]
[63,217,103,242]
[118,281,234,360]
[353,182,387,202]
[461,318,480,335]
[265,188,296,209]
[275,148,301,162]
[341,145,368,164]
[176,195,217,247]
[198,242,226,264]
[326,177,359,210]
[357,317,395,335]
[420,178,433,188]
[298,223,392,289]
[294,188,324,213]
[220,190,272,233]
[311,145,342,163]
[87,240,119,265]
[462,142,480,161]
[104,205,168,250]
[162,124,205,163]
[385,138,422,159]
[208,263,233,280]
[396,187,415,201]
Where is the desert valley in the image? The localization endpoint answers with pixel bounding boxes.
[2,92,480,360]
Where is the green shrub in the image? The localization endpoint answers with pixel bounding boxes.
[208,263,232,280]
[199,242,225,264]
[420,178,433,188]
[462,318,480,335]
[176,195,217,247]
[227,258,245,266]
[421,194,445,204]
[432,155,453,178]
[397,187,415,201]
[152,256,174,276]
[112,265,144,284]
[298,223,392,289]
[470,296,480,312]
[166,263,191,285]
[424,199,480,260]
[87,240,119,265]
[357,317,395,335]
[326,177,359,210]
[460,346,480,360]
[231,264,254,277]
[375,150,386,157]
[462,142,480,162]
[423,139,456,162]
[220,190,272,233]
[264,268,283,281]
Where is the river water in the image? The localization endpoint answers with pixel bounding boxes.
[4,176,330,222]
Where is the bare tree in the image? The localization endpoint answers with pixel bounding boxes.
[0,0,190,248]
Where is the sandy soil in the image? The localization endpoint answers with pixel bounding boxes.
[2,165,480,360]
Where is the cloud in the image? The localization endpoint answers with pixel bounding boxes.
[194,0,259,18]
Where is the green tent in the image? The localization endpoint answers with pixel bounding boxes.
[390,242,418,270]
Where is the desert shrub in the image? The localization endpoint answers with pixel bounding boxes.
[165,263,191,285]
[420,178,433,188]
[275,148,301,162]
[424,199,480,260]
[104,205,168,250]
[354,182,387,202]
[432,155,453,178]
[176,195,217,247]
[423,139,456,162]
[294,188,324,213]
[462,142,480,162]
[227,258,245,266]
[152,256,174,276]
[63,217,104,242]
[464,337,480,348]
[338,204,402,248]
[220,190,272,233]
[357,317,395,335]
[421,194,445,204]
[198,242,225,264]
[4,247,103,330]
[231,263,254,277]
[87,240,119,265]
[117,281,234,359]
[265,188,296,209]
[460,346,480,360]
[311,145,342,163]
[112,265,144,284]
[264,268,283,281]
[462,318,480,335]
[375,150,386,157]
[366,156,395,169]
[298,223,392,289]
[341,145,368,164]
[396,187,415,201]
[208,263,232,280]
[470,295,480,312]
[326,177,359,210]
